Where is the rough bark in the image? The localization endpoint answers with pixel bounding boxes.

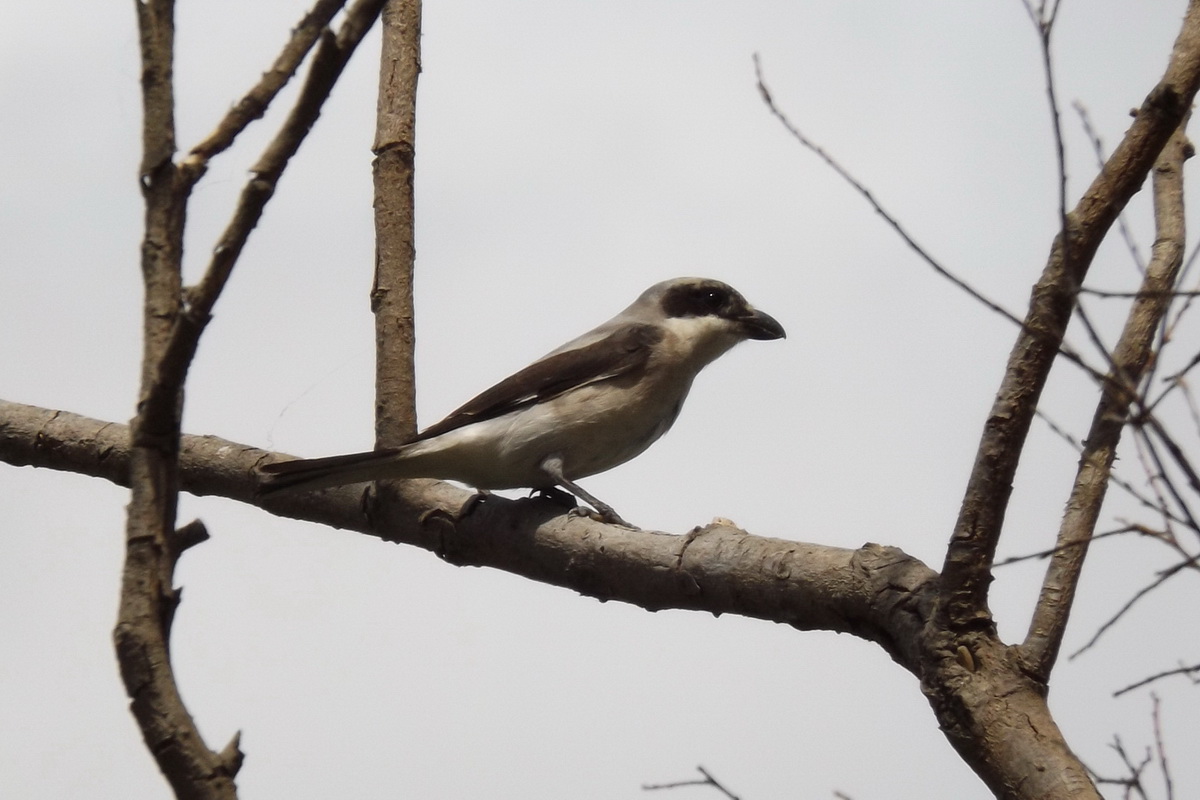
[371,0,422,447]
[1021,117,1192,681]
[0,398,1107,798]
[114,1,389,796]
[938,0,1200,635]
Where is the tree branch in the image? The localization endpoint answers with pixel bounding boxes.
[643,766,741,799]
[371,0,422,447]
[0,396,1105,798]
[188,0,350,163]
[938,1,1200,632]
[118,3,388,796]
[144,0,389,433]
[1020,115,1192,681]
[1114,662,1200,697]
[123,2,241,796]
[0,398,933,652]
[753,55,1027,336]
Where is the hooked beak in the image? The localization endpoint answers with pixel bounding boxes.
[740,308,786,341]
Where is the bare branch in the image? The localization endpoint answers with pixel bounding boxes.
[1020,114,1192,680]
[121,1,242,795]
[0,399,937,655]
[940,5,1200,634]
[753,54,1026,334]
[1089,735,1153,800]
[1069,555,1197,660]
[372,0,422,447]
[142,0,389,438]
[1073,102,1147,273]
[0,396,1111,799]
[189,0,349,162]
[116,3,388,795]
[643,766,741,800]
[1152,695,1175,800]
[1114,662,1200,697]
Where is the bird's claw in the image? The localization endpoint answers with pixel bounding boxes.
[567,504,636,529]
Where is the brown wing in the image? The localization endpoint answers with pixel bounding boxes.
[416,323,662,440]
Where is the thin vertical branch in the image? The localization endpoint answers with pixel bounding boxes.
[118,1,388,796]
[1152,695,1175,800]
[372,0,422,447]
[119,0,243,797]
[1021,117,1191,680]
[937,2,1200,631]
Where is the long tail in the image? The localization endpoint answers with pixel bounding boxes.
[257,448,408,496]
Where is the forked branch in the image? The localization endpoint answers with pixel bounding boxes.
[938,1,1200,631]
[117,1,387,796]
[1021,117,1192,681]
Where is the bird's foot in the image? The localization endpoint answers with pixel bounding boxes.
[529,486,635,528]
[530,485,578,510]
[567,503,636,529]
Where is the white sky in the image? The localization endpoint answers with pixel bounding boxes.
[2,1,1199,798]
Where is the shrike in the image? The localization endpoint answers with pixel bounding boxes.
[258,277,785,525]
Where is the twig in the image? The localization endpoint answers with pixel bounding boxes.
[993,525,1137,567]
[1152,694,1175,800]
[1081,288,1200,298]
[1038,409,1192,528]
[753,54,1025,334]
[1090,735,1152,800]
[1114,662,1200,697]
[644,766,741,800]
[753,54,1108,393]
[1074,101,1147,273]
[1143,412,1200,504]
[1130,430,1187,541]
[1069,556,1197,660]
[189,0,349,161]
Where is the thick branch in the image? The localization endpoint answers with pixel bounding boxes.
[0,398,930,652]
[371,0,422,446]
[1021,119,1191,681]
[938,1,1200,630]
[0,397,1102,798]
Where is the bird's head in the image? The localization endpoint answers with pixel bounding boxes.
[635,277,786,366]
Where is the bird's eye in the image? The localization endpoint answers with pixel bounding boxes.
[696,288,726,309]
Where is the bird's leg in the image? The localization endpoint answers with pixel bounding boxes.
[539,455,635,528]
[529,484,579,510]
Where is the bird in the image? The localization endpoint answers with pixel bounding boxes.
[257,277,785,526]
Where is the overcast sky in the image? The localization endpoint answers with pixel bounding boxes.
[3,1,1199,798]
